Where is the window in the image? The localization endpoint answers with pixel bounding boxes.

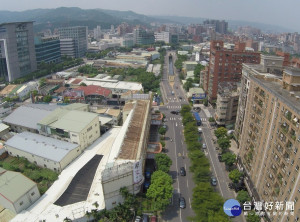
[44,164,47,168]
[31,192,35,196]
[20,201,23,206]
[87,126,92,132]
[296,165,299,172]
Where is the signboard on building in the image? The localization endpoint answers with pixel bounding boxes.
[133,160,143,184]
[192,93,206,99]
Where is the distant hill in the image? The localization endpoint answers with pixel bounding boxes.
[0,7,295,33]
[0,7,167,31]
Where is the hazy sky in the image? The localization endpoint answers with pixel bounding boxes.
[1,0,299,32]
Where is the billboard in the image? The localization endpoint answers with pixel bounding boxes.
[192,93,206,99]
[133,160,143,184]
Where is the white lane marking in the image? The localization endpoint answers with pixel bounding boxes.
[189,198,192,209]
[176,122,178,127]
[202,132,224,198]
[173,122,180,194]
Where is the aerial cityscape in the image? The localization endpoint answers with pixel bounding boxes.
[0,1,299,222]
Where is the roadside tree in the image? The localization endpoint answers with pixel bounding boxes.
[221,152,236,166]
[229,169,243,183]
[146,170,173,213]
[154,153,172,173]
[214,127,228,139]
[236,190,251,204]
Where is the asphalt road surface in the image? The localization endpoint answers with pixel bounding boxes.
[159,51,245,222]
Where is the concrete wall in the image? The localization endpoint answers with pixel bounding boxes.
[5,144,79,172]
[13,185,40,213]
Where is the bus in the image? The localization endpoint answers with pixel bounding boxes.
[193,112,202,126]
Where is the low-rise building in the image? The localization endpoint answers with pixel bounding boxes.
[3,104,58,133]
[0,167,40,214]
[16,81,38,101]
[38,107,100,150]
[187,87,206,105]
[95,108,121,126]
[5,132,80,172]
[182,61,198,74]
[215,83,239,127]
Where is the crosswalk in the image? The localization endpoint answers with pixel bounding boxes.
[167,117,207,122]
[166,106,181,109]
[169,117,182,121]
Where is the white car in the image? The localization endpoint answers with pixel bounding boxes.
[202,143,207,149]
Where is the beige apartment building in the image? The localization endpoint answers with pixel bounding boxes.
[235,61,300,221]
[215,82,239,126]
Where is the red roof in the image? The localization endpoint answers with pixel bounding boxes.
[71,79,83,85]
[75,85,111,97]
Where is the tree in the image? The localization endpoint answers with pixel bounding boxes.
[246,211,261,222]
[203,98,208,106]
[158,126,167,136]
[39,78,47,88]
[43,95,52,103]
[155,153,172,173]
[183,78,194,91]
[208,117,215,122]
[217,137,231,152]
[236,190,251,204]
[80,82,87,86]
[229,169,243,183]
[221,152,236,166]
[214,127,228,139]
[181,104,191,114]
[146,170,173,213]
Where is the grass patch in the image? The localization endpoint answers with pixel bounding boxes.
[0,156,59,195]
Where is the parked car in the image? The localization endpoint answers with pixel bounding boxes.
[179,96,182,99]
[211,177,217,186]
[180,167,186,176]
[144,180,150,190]
[150,215,157,222]
[135,216,142,222]
[202,143,207,149]
[179,197,186,209]
[143,214,149,222]
[218,154,223,162]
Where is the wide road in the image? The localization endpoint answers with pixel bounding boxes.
[159,51,245,222]
[160,51,194,222]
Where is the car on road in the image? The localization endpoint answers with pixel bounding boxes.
[170,110,179,115]
[180,167,186,176]
[211,177,217,186]
[218,154,223,162]
[179,96,182,100]
[202,143,207,149]
[179,197,186,209]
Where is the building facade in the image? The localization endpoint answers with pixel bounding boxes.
[215,83,239,126]
[5,132,80,172]
[0,168,40,214]
[133,28,155,45]
[204,41,260,101]
[58,26,88,58]
[235,63,300,222]
[34,35,61,64]
[38,108,100,150]
[154,32,170,44]
[0,22,37,82]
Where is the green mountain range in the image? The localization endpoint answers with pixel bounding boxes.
[0,7,294,33]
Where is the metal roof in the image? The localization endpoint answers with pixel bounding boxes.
[3,106,53,130]
[5,132,79,162]
[39,109,98,133]
[0,123,9,132]
[0,167,36,203]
